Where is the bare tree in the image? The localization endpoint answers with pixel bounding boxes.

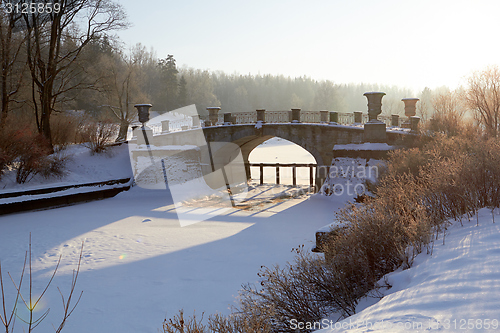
[417,87,433,123]
[21,0,128,151]
[0,6,26,127]
[464,66,500,137]
[430,88,467,136]
[99,45,148,142]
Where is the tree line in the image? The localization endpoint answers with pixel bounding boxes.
[2,1,500,153]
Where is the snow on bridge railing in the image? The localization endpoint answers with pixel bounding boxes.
[202,109,387,126]
[150,109,410,133]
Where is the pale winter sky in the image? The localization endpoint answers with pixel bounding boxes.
[116,0,500,93]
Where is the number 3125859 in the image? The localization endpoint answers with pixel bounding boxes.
[4,2,61,14]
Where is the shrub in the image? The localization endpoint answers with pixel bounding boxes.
[50,112,88,149]
[0,126,18,181]
[39,151,72,179]
[162,310,206,333]
[0,126,71,183]
[80,120,118,155]
[162,306,274,333]
[6,129,51,184]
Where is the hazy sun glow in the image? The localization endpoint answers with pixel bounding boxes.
[116,0,500,92]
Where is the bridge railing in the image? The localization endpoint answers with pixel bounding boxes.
[172,108,412,131]
[264,111,291,123]
[233,112,257,124]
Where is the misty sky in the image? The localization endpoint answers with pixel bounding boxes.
[116,0,500,93]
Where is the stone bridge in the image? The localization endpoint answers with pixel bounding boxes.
[131,104,419,191]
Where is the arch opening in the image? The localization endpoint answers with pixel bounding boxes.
[248,137,317,186]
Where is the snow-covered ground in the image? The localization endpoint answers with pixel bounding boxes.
[3,137,497,333]
[314,209,500,333]
[0,144,133,193]
[0,185,345,333]
[0,138,347,332]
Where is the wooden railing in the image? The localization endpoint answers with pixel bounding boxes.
[246,163,317,188]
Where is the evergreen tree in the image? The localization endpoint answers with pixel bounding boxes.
[158,54,179,111]
[178,75,187,107]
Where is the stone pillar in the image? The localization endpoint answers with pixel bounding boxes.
[207,107,221,126]
[134,104,153,124]
[329,111,338,124]
[291,108,301,123]
[192,114,201,128]
[135,127,153,145]
[410,116,420,132]
[364,92,386,121]
[401,98,419,128]
[391,114,399,127]
[363,92,386,143]
[161,120,170,133]
[354,111,363,123]
[223,112,232,124]
[256,109,266,122]
[320,110,329,123]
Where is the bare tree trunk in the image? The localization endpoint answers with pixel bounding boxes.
[116,119,129,142]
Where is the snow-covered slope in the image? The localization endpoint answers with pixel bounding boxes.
[0,144,133,193]
[315,208,500,333]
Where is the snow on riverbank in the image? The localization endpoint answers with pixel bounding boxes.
[0,144,133,193]
[315,208,500,333]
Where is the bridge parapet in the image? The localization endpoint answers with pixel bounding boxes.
[202,108,401,128]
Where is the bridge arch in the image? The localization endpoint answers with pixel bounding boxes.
[203,124,338,189]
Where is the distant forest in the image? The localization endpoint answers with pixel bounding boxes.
[66,43,442,120]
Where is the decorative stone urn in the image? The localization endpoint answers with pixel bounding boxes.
[363,92,385,122]
[402,98,419,118]
[135,104,153,124]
